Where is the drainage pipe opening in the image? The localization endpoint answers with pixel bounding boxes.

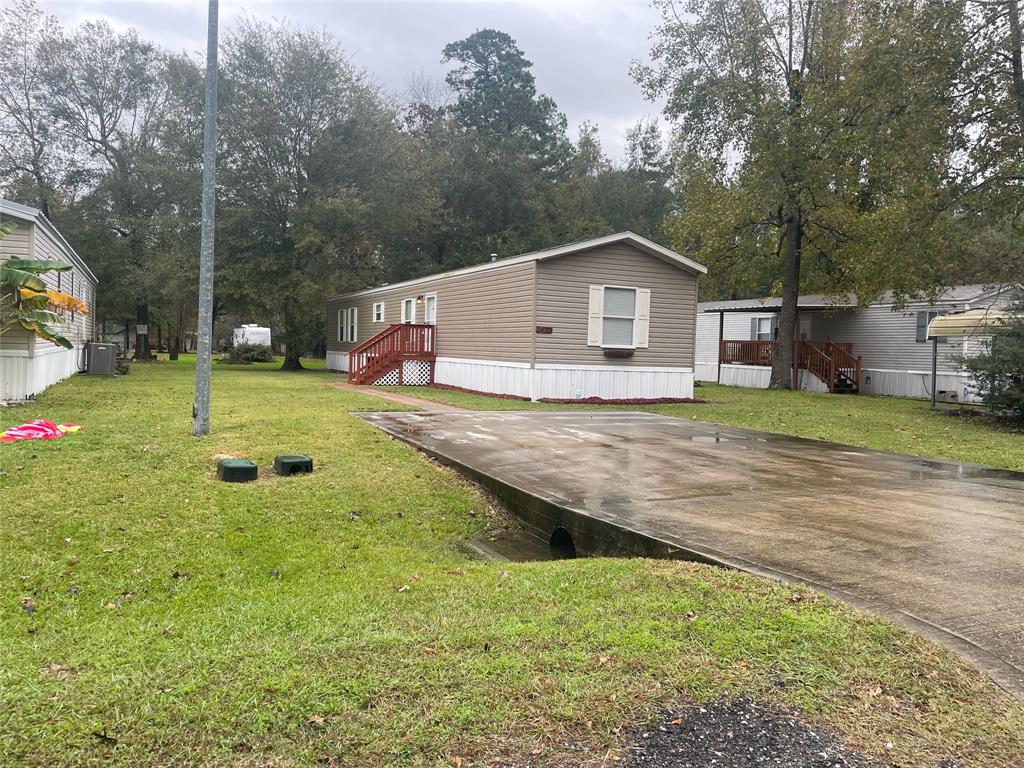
[549,527,577,559]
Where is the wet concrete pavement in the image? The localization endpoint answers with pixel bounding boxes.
[359,410,1024,698]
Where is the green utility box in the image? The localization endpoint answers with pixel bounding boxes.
[217,459,258,483]
[274,455,313,476]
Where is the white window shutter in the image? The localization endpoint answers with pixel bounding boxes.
[352,307,358,342]
[587,285,603,346]
[635,289,651,348]
[337,309,344,342]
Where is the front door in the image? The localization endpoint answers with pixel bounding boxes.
[424,294,437,325]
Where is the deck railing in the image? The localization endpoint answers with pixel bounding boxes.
[348,323,435,384]
[720,338,861,393]
[720,339,776,367]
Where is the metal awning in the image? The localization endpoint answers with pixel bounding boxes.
[700,294,857,313]
[927,308,1010,338]
[926,308,1012,408]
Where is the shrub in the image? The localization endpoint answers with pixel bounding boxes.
[227,342,275,363]
[961,299,1024,421]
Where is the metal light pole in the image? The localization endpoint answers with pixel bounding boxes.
[192,0,218,436]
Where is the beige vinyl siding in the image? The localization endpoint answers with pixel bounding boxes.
[535,244,698,367]
[430,263,535,362]
[326,261,536,363]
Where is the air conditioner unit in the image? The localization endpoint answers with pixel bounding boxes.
[86,343,116,376]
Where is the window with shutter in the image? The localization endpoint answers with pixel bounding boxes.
[587,285,650,348]
[602,287,636,347]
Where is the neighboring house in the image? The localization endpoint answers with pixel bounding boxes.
[1,199,98,402]
[696,284,1016,401]
[326,232,707,400]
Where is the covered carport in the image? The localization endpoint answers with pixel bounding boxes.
[926,308,1010,408]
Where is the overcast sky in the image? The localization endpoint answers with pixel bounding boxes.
[39,0,668,161]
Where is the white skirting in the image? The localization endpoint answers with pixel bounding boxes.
[718,363,772,389]
[0,344,83,402]
[434,357,695,400]
[861,368,978,403]
[695,361,719,381]
[695,361,979,402]
[326,351,348,373]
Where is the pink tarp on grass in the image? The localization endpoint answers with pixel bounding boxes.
[0,419,82,442]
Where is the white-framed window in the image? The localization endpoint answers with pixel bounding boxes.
[755,316,773,341]
[423,293,437,325]
[373,302,385,323]
[338,307,358,343]
[402,298,415,324]
[587,285,650,348]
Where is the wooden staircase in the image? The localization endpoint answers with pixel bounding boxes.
[348,323,436,385]
[797,339,862,394]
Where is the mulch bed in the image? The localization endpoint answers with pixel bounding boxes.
[430,383,531,401]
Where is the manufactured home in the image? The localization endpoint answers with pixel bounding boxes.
[326,233,707,401]
[1,199,98,402]
[696,284,1016,401]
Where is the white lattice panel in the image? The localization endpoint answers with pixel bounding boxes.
[372,360,431,387]
[373,368,400,385]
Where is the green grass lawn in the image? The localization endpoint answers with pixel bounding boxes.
[381,383,1024,472]
[2,360,1023,767]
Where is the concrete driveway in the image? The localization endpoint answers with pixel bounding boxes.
[359,410,1024,698]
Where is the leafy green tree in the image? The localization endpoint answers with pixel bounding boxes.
[42,18,172,359]
[0,0,66,218]
[955,1,1024,283]
[432,29,573,264]
[961,299,1024,419]
[218,17,434,369]
[636,0,971,387]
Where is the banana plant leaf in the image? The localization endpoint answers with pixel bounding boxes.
[18,320,73,348]
[0,265,46,292]
[4,259,73,272]
[18,309,66,326]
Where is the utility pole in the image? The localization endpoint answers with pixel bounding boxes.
[192,0,218,436]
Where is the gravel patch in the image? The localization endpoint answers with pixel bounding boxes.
[620,698,890,768]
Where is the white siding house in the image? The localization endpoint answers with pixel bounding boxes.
[1,199,98,402]
[697,285,1016,401]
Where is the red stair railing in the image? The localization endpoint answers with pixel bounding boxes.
[348,323,435,384]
